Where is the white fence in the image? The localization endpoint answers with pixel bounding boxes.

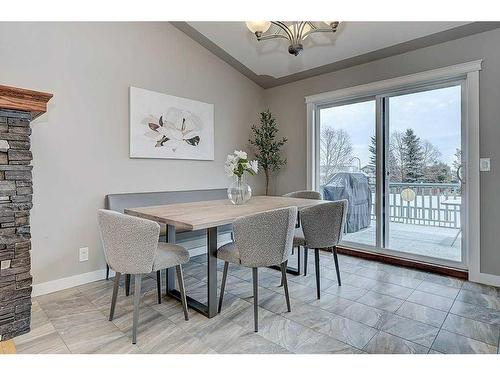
[369,182,461,229]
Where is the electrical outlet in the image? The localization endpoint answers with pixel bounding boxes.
[480,158,491,172]
[79,247,89,262]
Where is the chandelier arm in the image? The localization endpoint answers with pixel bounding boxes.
[307,21,317,30]
[294,22,305,44]
[302,27,337,39]
[271,21,294,41]
[249,21,341,55]
[297,22,309,38]
[258,34,290,41]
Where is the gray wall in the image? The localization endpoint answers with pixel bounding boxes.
[0,22,265,284]
[264,28,500,276]
[1,22,499,285]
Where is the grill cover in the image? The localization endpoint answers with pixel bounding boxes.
[322,172,372,233]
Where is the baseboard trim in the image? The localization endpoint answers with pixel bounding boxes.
[32,236,232,297]
[336,246,469,279]
[32,269,108,297]
[469,271,500,287]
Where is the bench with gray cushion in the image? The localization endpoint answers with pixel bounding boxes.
[104,188,233,281]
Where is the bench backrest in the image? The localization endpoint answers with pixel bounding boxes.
[105,188,228,213]
[104,188,232,248]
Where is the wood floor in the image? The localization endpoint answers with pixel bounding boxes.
[13,252,500,354]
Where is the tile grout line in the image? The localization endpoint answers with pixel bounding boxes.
[190,256,443,352]
[28,254,496,354]
[429,282,500,350]
[156,256,467,353]
[426,279,463,353]
[32,298,74,354]
[219,267,368,352]
[341,266,500,351]
[321,262,462,352]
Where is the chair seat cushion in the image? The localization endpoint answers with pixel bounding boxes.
[217,241,241,264]
[153,242,190,271]
[293,227,305,246]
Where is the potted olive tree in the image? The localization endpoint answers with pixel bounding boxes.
[249,110,287,195]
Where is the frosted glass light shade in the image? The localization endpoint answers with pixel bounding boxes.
[246,21,271,34]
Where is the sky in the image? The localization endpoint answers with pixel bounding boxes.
[320,85,461,168]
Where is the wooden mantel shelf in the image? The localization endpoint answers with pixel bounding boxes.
[0,84,53,120]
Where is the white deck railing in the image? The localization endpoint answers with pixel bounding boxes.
[368,182,461,229]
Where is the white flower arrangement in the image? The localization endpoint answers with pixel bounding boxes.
[225,150,258,179]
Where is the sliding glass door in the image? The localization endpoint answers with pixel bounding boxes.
[385,85,463,264]
[315,81,465,268]
[318,99,376,246]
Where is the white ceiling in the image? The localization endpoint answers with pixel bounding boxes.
[188,22,470,78]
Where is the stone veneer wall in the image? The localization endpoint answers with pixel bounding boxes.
[0,109,33,341]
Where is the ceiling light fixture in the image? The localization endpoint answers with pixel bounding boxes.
[245,21,340,56]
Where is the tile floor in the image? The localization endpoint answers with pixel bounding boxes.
[14,251,500,354]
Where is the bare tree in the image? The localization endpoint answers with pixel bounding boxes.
[390,130,405,181]
[421,140,442,166]
[320,128,353,185]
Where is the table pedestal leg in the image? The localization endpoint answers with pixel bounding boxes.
[165,224,218,318]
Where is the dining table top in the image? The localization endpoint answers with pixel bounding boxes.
[124,195,324,231]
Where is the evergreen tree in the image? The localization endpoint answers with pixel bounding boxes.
[249,110,287,195]
[425,162,452,183]
[402,128,424,182]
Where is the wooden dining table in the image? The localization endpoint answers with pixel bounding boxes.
[125,195,323,318]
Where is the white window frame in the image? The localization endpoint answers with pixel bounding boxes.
[305,60,487,282]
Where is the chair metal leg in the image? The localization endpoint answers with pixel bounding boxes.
[218,261,229,313]
[297,246,301,274]
[106,264,110,280]
[314,249,320,299]
[279,252,287,287]
[304,247,308,276]
[132,274,142,344]
[109,271,120,321]
[280,262,291,312]
[125,274,131,296]
[176,265,189,321]
[156,270,162,304]
[252,267,258,332]
[332,246,342,286]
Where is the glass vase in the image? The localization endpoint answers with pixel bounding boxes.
[227,176,252,205]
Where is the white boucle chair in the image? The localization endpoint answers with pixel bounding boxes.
[217,206,297,332]
[97,209,190,344]
[283,190,322,275]
[299,200,348,299]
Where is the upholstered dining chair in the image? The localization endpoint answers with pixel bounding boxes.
[283,190,322,275]
[299,200,348,299]
[217,206,297,332]
[97,209,190,344]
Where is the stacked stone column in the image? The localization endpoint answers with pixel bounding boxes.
[0,109,33,341]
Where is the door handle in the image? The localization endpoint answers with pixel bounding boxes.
[457,165,464,184]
